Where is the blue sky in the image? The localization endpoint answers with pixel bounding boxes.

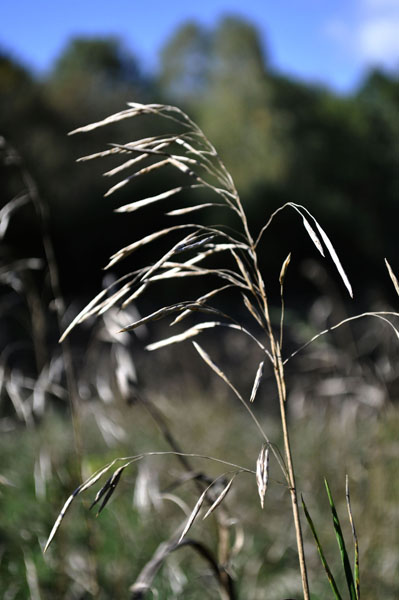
[1,0,398,93]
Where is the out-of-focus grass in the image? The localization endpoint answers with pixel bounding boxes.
[0,389,398,599]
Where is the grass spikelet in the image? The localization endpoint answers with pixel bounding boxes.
[79,463,119,493]
[279,252,291,348]
[166,202,222,216]
[279,252,291,286]
[119,302,194,332]
[192,341,232,386]
[256,444,269,509]
[104,224,195,269]
[43,493,75,553]
[301,214,325,256]
[121,282,148,308]
[292,203,353,297]
[141,232,199,282]
[76,146,123,161]
[255,202,353,297]
[178,474,236,542]
[202,475,236,521]
[230,248,253,290]
[59,288,108,342]
[385,258,399,296]
[96,284,132,316]
[115,186,186,213]
[145,321,219,351]
[89,464,129,516]
[44,458,138,552]
[68,107,139,134]
[178,488,208,543]
[175,234,216,253]
[120,302,226,333]
[104,158,171,197]
[250,361,264,403]
[170,285,233,325]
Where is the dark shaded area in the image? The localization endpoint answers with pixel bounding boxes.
[1,18,398,310]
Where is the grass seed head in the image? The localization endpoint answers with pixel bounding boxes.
[256,445,270,509]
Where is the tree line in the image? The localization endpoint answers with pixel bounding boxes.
[1,16,398,306]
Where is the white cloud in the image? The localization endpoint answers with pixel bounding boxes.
[358,17,399,65]
[325,0,399,68]
[363,0,399,9]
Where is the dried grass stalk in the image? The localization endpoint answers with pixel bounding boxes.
[60,101,382,600]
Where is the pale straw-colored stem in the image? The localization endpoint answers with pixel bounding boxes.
[248,232,310,599]
[273,345,310,600]
[204,138,310,598]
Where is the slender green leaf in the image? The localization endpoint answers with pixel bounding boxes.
[346,476,360,600]
[302,495,342,600]
[325,479,356,600]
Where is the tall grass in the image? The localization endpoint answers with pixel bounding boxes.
[42,103,399,598]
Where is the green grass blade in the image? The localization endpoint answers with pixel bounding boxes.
[324,479,356,600]
[346,475,360,599]
[302,495,343,600]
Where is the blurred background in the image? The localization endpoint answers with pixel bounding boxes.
[0,2,398,599]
